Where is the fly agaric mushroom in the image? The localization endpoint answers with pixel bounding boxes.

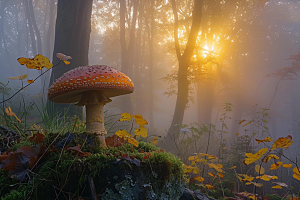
[48,65,134,148]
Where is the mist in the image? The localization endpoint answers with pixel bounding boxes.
[1,0,300,195]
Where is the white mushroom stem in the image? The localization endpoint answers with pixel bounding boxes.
[86,103,106,135]
[76,90,111,148]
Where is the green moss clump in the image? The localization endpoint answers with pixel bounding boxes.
[1,134,186,199]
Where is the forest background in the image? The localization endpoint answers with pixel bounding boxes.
[1,0,300,192]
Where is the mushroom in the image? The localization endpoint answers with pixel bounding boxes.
[48,65,134,148]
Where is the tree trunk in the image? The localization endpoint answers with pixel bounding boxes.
[166,0,203,147]
[120,0,134,113]
[48,0,93,117]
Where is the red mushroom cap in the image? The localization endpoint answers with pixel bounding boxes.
[48,65,134,104]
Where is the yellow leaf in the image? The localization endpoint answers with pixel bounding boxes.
[255,136,273,144]
[238,119,246,124]
[151,136,158,146]
[243,148,268,165]
[270,162,283,170]
[127,137,138,147]
[236,132,239,136]
[228,166,237,169]
[200,158,207,165]
[5,107,21,122]
[293,167,300,174]
[186,178,190,183]
[7,74,28,80]
[272,185,282,189]
[249,195,257,200]
[246,182,263,187]
[218,173,224,178]
[243,120,252,127]
[194,176,204,182]
[115,129,132,140]
[255,165,265,174]
[28,79,34,84]
[293,173,300,181]
[188,156,200,162]
[63,60,70,65]
[134,126,147,137]
[262,154,279,163]
[199,153,217,160]
[208,172,215,177]
[120,113,132,121]
[18,54,52,70]
[256,174,278,181]
[133,114,148,126]
[207,163,224,173]
[238,174,254,182]
[205,184,213,190]
[271,135,293,150]
[282,164,292,168]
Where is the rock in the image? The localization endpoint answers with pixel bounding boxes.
[180,188,216,200]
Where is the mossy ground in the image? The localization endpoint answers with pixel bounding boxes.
[0,132,186,200]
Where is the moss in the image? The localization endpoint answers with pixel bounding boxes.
[1,133,186,199]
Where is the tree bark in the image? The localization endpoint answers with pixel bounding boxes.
[120,0,134,113]
[166,0,203,147]
[48,0,93,117]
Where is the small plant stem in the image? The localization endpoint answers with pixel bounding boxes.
[0,60,62,105]
[72,115,78,133]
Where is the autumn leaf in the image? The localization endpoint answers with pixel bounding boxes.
[120,113,132,121]
[134,126,147,137]
[282,164,292,168]
[115,129,132,140]
[56,53,72,65]
[270,162,283,170]
[208,172,216,177]
[228,166,237,169]
[133,114,148,126]
[150,136,158,146]
[5,107,21,122]
[243,148,268,165]
[207,163,224,173]
[292,167,300,181]
[28,132,45,144]
[255,165,265,174]
[238,174,254,182]
[27,79,34,84]
[188,156,200,162]
[238,119,246,124]
[246,182,263,187]
[198,153,217,160]
[218,173,224,178]
[194,176,204,182]
[272,185,282,189]
[236,132,239,136]
[271,135,293,150]
[18,54,52,70]
[105,135,125,147]
[127,137,138,147]
[262,154,279,163]
[272,182,288,188]
[7,74,28,80]
[255,136,273,144]
[66,145,91,157]
[256,174,278,181]
[205,184,213,190]
[243,120,252,127]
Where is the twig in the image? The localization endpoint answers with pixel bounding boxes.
[0,60,62,105]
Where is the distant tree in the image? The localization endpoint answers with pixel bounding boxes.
[166,0,203,136]
[49,0,93,117]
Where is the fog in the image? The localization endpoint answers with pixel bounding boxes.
[1,0,300,190]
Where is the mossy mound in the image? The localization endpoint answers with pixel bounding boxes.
[0,132,186,200]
